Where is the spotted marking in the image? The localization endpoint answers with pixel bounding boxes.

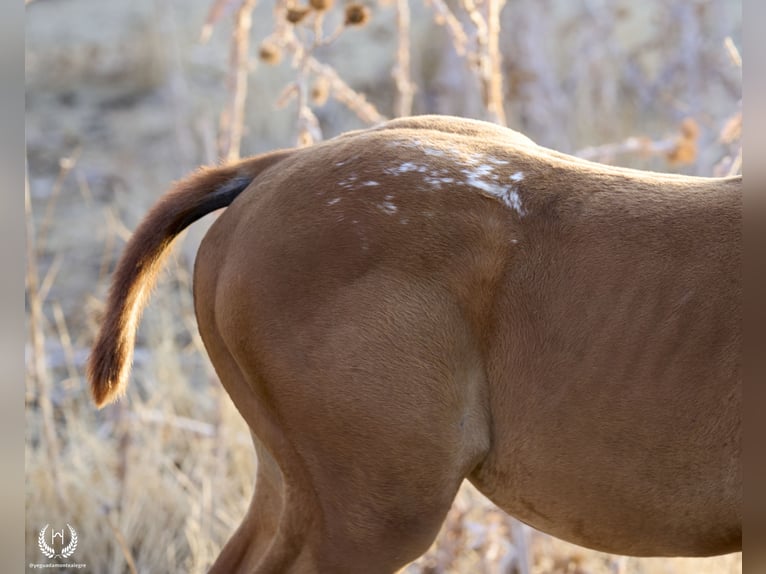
[338,174,359,189]
[379,201,398,215]
[342,143,530,217]
[507,190,525,216]
[387,162,419,175]
[458,164,526,217]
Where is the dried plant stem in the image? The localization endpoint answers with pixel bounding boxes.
[37,254,62,305]
[102,505,139,574]
[510,518,531,574]
[201,0,245,43]
[575,135,676,163]
[132,408,217,437]
[112,402,131,515]
[462,0,487,58]
[426,0,507,124]
[293,30,323,147]
[25,167,64,509]
[211,389,228,518]
[722,37,741,178]
[726,147,742,177]
[271,0,291,40]
[38,150,80,252]
[218,0,258,162]
[52,302,79,383]
[393,0,415,117]
[98,209,119,282]
[724,36,742,69]
[305,57,386,124]
[423,0,468,56]
[615,555,630,574]
[276,29,386,127]
[173,263,211,357]
[483,0,507,125]
[462,0,507,125]
[222,0,385,149]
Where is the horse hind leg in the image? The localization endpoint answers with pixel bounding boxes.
[200,329,319,572]
[208,435,285,573]
[250,288,493,573]
[202,274,492,572]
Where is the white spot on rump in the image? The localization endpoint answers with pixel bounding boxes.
[390,138,447,157]
[507,190,525,216]
[461,165,504,195]
[379,201,397,214]
[460,165,526,217]
[391,162,419,174]
[423,175,456,189]
[338,174,358,189]
[363,181,380,186]
[371,144,529,215]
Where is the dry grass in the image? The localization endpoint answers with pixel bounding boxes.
[25,0,741,572]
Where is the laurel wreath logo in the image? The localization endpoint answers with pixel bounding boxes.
[38,524,78,559]
[38,526,55,559]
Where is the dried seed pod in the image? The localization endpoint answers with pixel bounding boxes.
[719,112,742,144]
[679,117,700,141]
[309,0,334,11]
[667,118,699,165]
[311,76,330,106]
[258,41,282,65]
[286,5,311,24]
[667,139,697,165]
[344,3,370,27]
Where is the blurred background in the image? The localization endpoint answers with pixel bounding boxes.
[25,0,741,572]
